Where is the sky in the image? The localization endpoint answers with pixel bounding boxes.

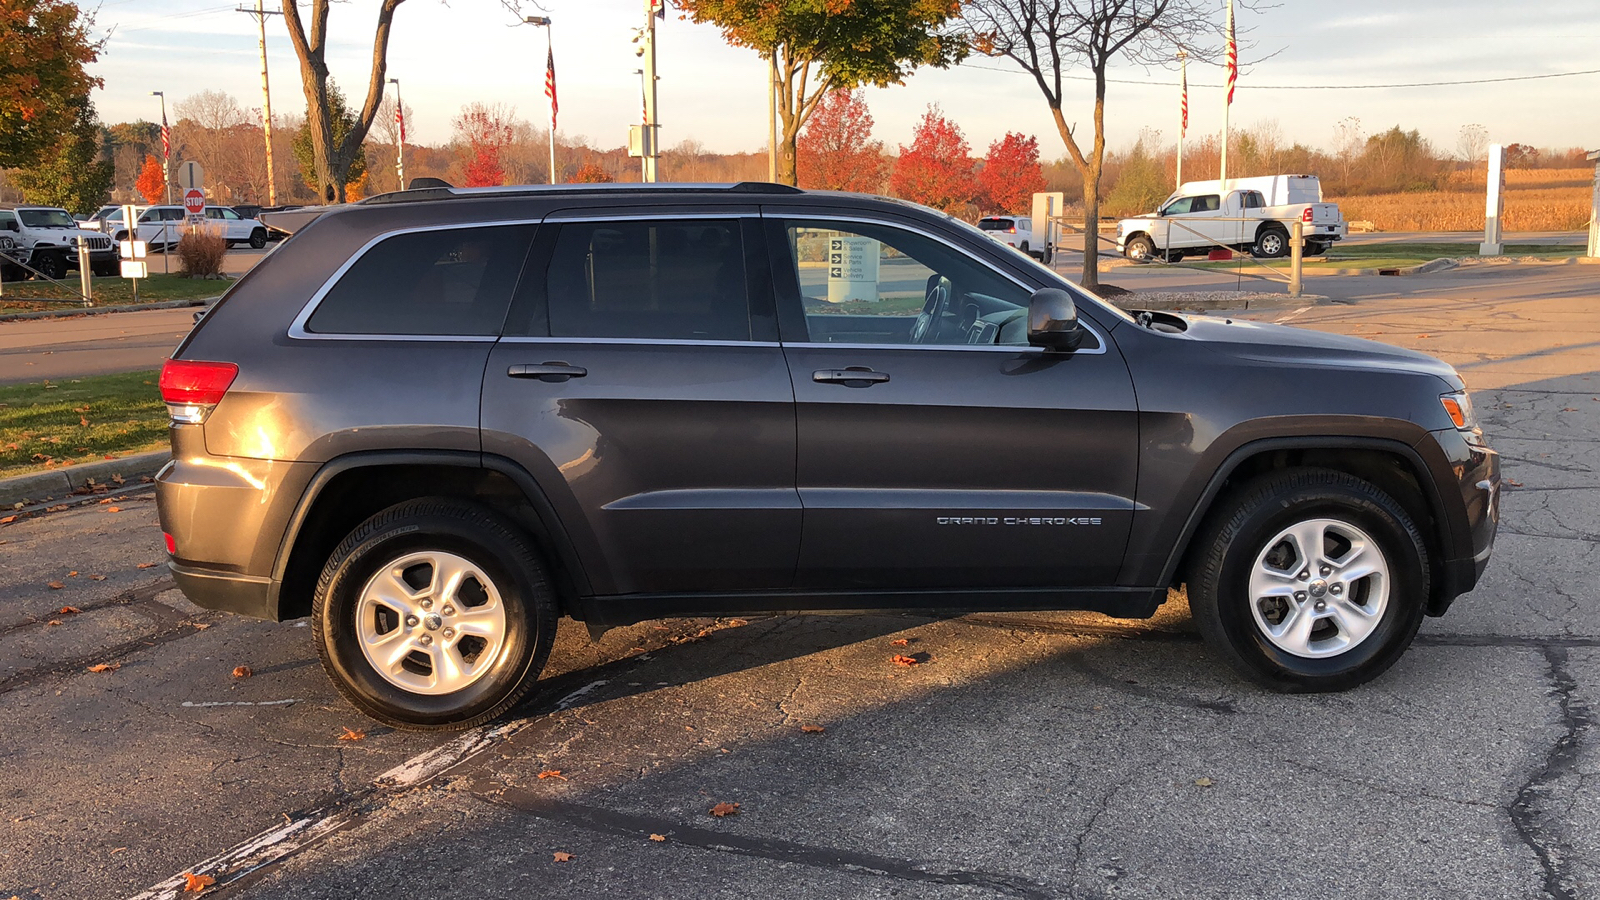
[85,0,1600,160]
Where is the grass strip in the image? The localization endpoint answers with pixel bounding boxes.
[0,370,167,478]
[0,273,229,311]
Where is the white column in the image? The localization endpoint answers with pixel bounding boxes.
[1480,143,1504,256]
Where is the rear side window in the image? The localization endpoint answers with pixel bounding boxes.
[306,225,535,336]
[544,219,751,342]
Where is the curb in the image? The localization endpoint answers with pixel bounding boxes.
[0,450,170,508]
[0,296,219,323]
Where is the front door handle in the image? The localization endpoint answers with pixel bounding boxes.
[508,362,587,382]
[813,366,890,387]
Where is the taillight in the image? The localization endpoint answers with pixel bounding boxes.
[163,532,177,555]
[1301,207,1313,222]
[1007,227,1016,233]
[159,359,238,424]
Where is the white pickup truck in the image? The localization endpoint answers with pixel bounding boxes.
[1116,174,1347,262]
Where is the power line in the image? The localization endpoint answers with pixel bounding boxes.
[959,61,1600,90]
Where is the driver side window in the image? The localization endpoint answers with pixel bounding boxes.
[780,219,1033,347]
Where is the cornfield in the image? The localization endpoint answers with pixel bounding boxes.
[1337,167,1594,232]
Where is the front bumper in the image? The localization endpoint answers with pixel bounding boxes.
[1421,427,1499,614]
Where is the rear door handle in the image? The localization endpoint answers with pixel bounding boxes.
[813,366,890,387]
[508,362,587,382]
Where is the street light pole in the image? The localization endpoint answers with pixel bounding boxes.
[388,77,405,190]
[640,0,660,183]
[524,16,556,184]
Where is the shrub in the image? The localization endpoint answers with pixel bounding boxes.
[176,225,228,278]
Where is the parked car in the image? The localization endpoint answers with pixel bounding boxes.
[81,205,123,232]
[156,181,1499,730]
[1117,174,1347,261]
[977,215,1040,258]
[103,204,269,250]
[0,205,118,279]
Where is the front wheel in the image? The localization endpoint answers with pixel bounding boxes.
[1124,235,1156,262]
[312,498,558,730]
[1187,469,1429,692]
[32,252,67,280]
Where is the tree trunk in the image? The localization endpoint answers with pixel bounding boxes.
[1079,169,1100,291]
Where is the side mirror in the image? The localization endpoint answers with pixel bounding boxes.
[1027,288,1083,352]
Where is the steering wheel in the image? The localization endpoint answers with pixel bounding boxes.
[910,277,951,344]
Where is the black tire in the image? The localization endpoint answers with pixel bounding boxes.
[32,251,67,280]
[1124,234,1156,262]
[1187,468,1429,692]
[248,228,267,249]
[1019,241,1030,256]
[1253,226,1290,259]
[91,260,118,277]
[312,498,558,730]
[1304,240,1330,257]
[1162,249,1184,263]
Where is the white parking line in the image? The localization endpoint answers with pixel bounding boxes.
[180,699,302,708]
[125,679,612,898]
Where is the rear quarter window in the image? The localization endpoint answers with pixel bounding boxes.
[305,224,536,336]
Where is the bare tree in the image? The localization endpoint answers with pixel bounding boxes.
[1457,124,1489,165]
[281,0,406,204]
[960,0,1235,289]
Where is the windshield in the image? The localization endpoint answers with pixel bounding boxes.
[18,208,77,229]
[978,218,1014,231]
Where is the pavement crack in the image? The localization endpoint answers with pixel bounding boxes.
[1508,645,1591,900]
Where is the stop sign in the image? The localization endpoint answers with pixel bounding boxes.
[183,188,205,216]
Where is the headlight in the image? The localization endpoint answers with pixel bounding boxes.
[1439,391,1478,431]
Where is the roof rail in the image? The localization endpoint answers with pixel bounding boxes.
[359,181,807,206]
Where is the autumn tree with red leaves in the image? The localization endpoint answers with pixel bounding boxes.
[888,105,976,215]
[135,153,166,204]
[571,163,615,183]
[797,89,885,193]
[978,132,1044,214]
[453,103,514,188]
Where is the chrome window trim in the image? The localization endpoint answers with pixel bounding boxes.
[499,336,781,348]
[764,211,1108,355]
[288,213,756,342]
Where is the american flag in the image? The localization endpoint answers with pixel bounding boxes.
[396,102,406,144]
[545,47,558,125]
[1180,61,1188,135]
[160,107,170,163]
[1224,0,1237,106]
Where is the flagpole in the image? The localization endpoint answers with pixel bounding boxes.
[1220,0,1235,189]
[388,77,405,190]
[1176,50,1186,190]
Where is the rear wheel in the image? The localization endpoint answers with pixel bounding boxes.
[1305,240,1330,257]
[1253,226,1290,258]
[248,228,267,249]
[1187,469,1429,692]
[91,259,118,277]
[312,498,558,730]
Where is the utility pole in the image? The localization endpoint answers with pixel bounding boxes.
[388,77,405,190]
[641,0,662,183]
[767,51,777,182]
[237,2,280,205]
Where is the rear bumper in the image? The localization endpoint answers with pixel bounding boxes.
[168,562,275,619]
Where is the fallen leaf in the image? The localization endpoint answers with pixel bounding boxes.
[1416,334,1430,338]
[891,654,920,667]
[47,581,65,590]
[537,769,566,780]
[60,606,81,614]
[1194,777,1215,787]
[79,416,89,427]
[90,575,106,581]
[338,727,365,741]
[137,562,158,569]
[98,498,113,504]
[890,638,910,647]
[192,622,211,630]
[1505,479,1523,487]
[709,801,740,817]
[0,516,14,525]
[67,571,78,578]
[87,663,120,673]
[232,665,252,679]
[46,620,62,627]
[1563,407,1577,412]
[800,724,825,734]
[649,833,666,842]
[110,847,127,853]
[553,851,573,862]
[181,871,214,892]
[106,506,121,513]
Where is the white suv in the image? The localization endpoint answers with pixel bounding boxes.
[107,205,270,250]
[977,215,1038,258]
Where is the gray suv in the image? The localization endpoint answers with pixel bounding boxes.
[155,182,1499,730]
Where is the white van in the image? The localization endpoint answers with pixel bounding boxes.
[977,215,1039,258]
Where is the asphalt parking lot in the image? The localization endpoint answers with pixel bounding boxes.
[2,265,1598,899]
